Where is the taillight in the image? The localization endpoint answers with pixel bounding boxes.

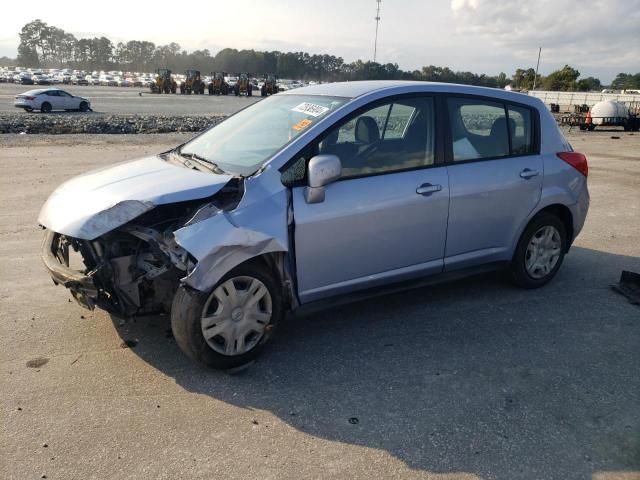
[25,96,35,100]
[557,151,588,177]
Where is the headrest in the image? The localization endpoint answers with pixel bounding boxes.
[490,117,516,138]
[355,116,380,144]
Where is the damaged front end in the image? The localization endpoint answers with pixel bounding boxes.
[41,179,247,317]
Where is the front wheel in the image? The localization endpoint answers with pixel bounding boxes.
[171,262,282,370]
[79,101,89,112]
[510,212,567,288]
[40,102,52,113]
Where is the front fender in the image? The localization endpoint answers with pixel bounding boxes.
[174,170,289,292]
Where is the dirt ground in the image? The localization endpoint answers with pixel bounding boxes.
[1,131,639,480]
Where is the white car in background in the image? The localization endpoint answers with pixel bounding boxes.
[14,88,91,113]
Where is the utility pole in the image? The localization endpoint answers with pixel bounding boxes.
[374,0,381,63]
[532,47,541,90]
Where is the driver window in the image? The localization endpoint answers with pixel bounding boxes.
[319,97,435,179]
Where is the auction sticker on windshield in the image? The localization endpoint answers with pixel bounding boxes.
[292,118,313,131]
[292,102,329,117]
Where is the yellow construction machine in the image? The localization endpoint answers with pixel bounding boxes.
[261,73,279,96]
[181,70,205,95]
[234,73,253,97]
[208,72,230,95]
[151,69,176,94]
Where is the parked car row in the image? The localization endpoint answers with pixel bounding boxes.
[0,67,159,88]
[1,67,314,92]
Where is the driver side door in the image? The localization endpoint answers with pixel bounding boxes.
[56,90,76,110]
[290,96,450,303]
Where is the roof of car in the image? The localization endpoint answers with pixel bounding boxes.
[282,80,536,105]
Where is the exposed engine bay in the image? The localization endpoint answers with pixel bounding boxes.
[44,178,247,317]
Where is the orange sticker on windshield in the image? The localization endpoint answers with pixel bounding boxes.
[292,118,313,131]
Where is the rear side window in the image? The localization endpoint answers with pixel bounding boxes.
[507,105,534,155]
[447,97,535,161]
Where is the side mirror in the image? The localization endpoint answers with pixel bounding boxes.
[305,154,342,204]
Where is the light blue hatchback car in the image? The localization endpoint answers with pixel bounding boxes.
[40,81,589,369]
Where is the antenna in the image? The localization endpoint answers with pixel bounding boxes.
[374,0,381,63]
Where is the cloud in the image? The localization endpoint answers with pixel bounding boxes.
[450,0,640,70]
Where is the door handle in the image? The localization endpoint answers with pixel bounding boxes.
[520,168,539,179]
[416,183,442,195]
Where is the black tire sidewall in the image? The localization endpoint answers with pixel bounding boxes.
[79,101,88,112]
[41,102,51,113]
[171,261,283,370]
[511,212,567,288]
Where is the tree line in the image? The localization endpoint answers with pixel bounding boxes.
[10,19,639,91]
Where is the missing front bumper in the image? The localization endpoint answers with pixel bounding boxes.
[41,230,100,310]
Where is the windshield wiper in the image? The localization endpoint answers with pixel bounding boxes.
[174,150,226,174]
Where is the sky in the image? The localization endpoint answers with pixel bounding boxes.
[1,0,639,83]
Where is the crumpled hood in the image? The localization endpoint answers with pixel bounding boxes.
[38,155,233,240]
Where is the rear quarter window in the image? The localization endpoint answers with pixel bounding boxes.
[448,96,538,161]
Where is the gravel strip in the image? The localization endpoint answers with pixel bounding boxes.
[0,113,225,134]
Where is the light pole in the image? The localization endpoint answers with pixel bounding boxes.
[374,0,381,63]
[532,47,541,90]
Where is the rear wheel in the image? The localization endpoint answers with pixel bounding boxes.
[41,102,52,113]
[24,107,33,112]
[510,212,567,288]
[171,261,282,370]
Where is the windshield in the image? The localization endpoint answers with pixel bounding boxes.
[179,94,349,175]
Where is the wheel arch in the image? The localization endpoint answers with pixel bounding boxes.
[537,204,574,251]
[178,250,297,310]
[514,203,574,257]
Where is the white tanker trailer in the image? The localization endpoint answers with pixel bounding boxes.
[580,100,640,131]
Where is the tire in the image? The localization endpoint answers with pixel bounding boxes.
[41,102,52,113]
[79,101,89,112]
[510,212,567,288]
[24,107,33,112]
[171,261,283,370]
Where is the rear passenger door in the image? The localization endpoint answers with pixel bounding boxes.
[444,96,542,270]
